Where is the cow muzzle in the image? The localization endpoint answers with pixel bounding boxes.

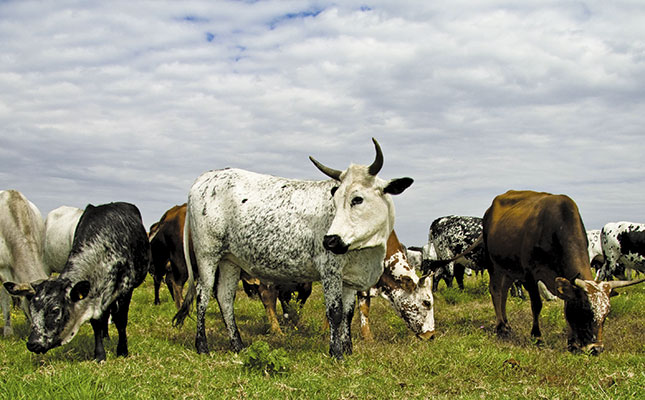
[417,330,435,341]
[26,340,49,354]
[323,235,349,255]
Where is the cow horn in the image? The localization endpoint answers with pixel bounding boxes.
[309,156,342,181]
[605,278,645,290]
[368,138,383,176]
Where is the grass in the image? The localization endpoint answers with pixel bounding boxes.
[1,273,644,399]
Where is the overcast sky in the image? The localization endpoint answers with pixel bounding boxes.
[1,1,644,247]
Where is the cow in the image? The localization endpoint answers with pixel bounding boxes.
[586,229,604,272]
[173,139,413,359]
[148,204,189,309]
[483,190,643,354]
[150,203,313,332]
[0,190,48,336]
[43,206,83,275]
[356,230,434,341]
[403,246,423,271]
[4,202,150,362]
[596,222,645,281]
[423,215,487,291]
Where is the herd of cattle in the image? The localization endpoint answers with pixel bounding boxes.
[1,139,644,362]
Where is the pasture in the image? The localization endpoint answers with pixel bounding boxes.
[1,274,643,399]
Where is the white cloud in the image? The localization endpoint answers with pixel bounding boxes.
[1,0,644,246]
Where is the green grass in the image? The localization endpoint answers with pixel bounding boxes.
[1,274,644,399]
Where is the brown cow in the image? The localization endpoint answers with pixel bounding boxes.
[483,190,643,354]
[149,204,188,309]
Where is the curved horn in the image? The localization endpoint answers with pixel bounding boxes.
[309,156,342,181]
[368,137,384,176]
[606,278,645,290]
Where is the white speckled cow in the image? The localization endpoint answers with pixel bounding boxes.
[597,222,645,281]
[173,139,413,359]
[0,190,48,336]
[4,202,150,362]
[43,206,83,275]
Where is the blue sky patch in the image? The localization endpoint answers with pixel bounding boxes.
[205,32,215,42]
[269,8,324,29]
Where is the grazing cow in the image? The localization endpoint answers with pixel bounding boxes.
[43,206,83,275]
[149,204,189,309]
[4,202,150,362]
[0,190,48,336]
[483,190,643,354]
[403,246,423,271]
[173,139,413,359]
[597,222,645,281]
[356,230,434,341]
[586,229,604,272]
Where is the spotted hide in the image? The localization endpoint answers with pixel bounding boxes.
[483,190,644,354]
[0,190,48,336]
[586,229,604,272]
[173,139,413,359]
[357,230,434,341]
[597,222,645,281]
[4,202,150,362]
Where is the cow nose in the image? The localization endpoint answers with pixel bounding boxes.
[26,340,47,354]
[323,235,349,254]
[590,344,604,356]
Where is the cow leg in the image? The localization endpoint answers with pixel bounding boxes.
[258,283,283,335]
[489,267,514,338]
[341,286,356,356]
[523,278,543,344]
[152,271,163,305]
[113,292,133,357]
[90,313,110,362]
[216,259,243,352]
[454,263,466,290]
[321,273,346,360]
[1,288,13,336]
[356,291,373,341]
[194,257,218,355]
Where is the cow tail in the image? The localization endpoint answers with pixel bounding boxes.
[172,206,196,328]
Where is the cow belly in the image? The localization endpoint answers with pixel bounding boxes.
[224,253,321,285]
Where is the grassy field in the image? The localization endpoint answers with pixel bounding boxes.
[1,274,644,399]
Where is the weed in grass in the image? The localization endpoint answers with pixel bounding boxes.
[241,340,290,376]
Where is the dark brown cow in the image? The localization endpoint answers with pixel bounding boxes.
[483,190,643,354]
[148,204,188,309]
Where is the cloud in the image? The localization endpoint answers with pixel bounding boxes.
[1,1,644,246]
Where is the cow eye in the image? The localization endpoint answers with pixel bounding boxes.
[423,300,432,308]
[351,196,363,206]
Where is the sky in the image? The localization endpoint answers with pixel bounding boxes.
[1,1,644,247]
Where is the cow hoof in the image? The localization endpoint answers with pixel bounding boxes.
[532,337,544,347]
[496,324,512,338]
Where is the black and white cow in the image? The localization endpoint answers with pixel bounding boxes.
[422,215,487,290]
[0,190,48,336]
[4,202,150,362]
[43,206,83,275]
[173,139,413,359]
[596,222,645,281]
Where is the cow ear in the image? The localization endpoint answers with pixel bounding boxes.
[3,282,36,299]
[554,277,576,300]
[383,177,413,195]
[70,281,91,302]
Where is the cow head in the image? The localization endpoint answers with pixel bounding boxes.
[4,278,92,354]
[310,138,413,255]
[555,277,645,355]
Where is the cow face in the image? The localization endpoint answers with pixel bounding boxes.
[310,139,413,254]
[4,278,91,354]
[555,278,611,355]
